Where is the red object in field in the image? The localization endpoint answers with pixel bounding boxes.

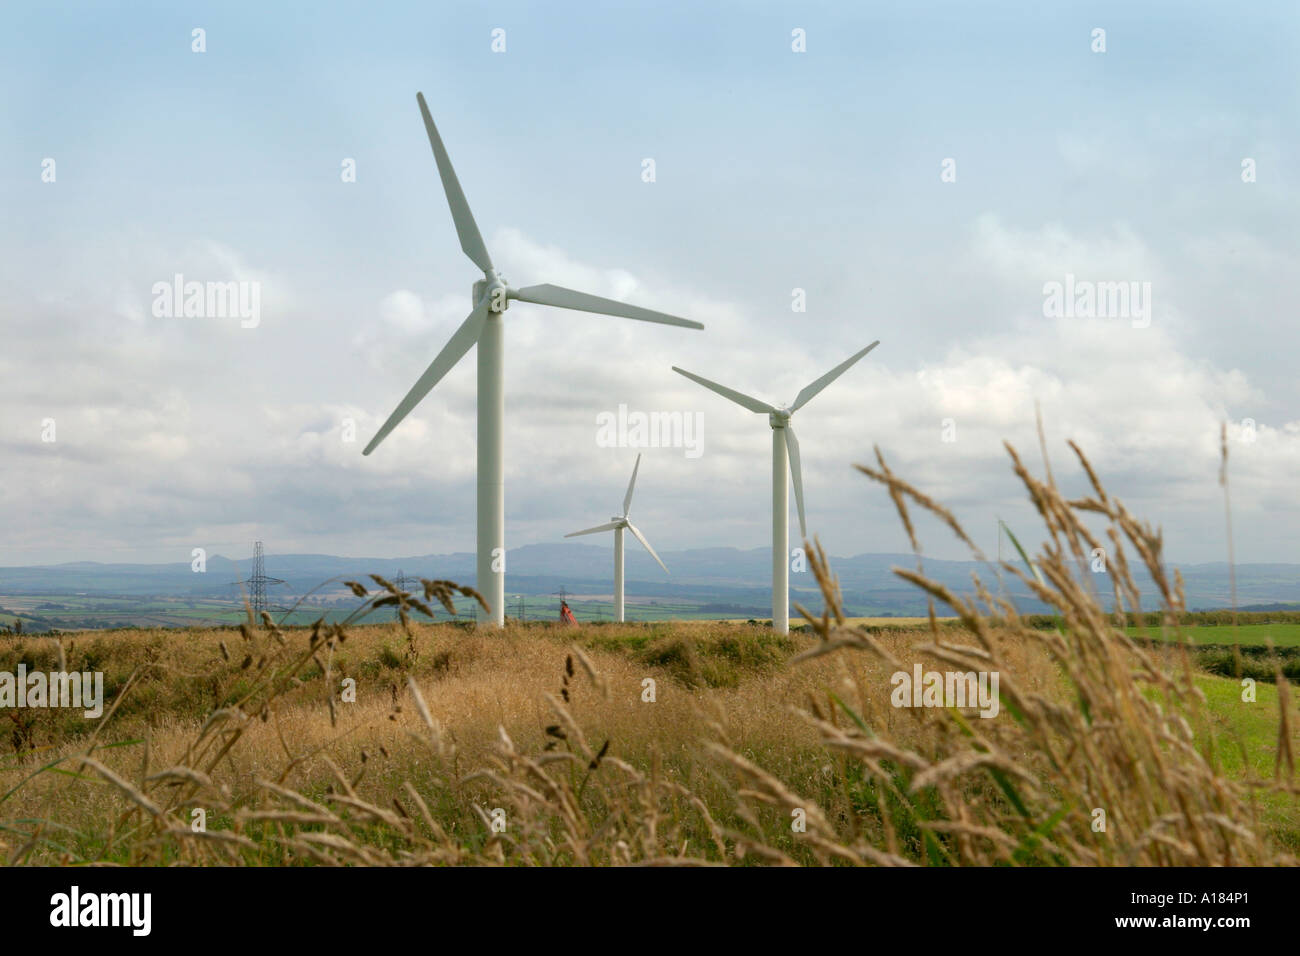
[559,600,576,625]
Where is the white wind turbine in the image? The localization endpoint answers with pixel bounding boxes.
[672,342,879,634]
[564,455,670,621]
[564,453,668,622]
[363,93,703,628]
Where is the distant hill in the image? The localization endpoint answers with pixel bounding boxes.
[1,545,1297,620]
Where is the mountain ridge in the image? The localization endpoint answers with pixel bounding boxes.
[3,545,1298,616]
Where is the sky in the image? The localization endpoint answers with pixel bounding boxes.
[0,0,1297,568]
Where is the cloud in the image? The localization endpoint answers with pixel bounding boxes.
[0,221,1296,567]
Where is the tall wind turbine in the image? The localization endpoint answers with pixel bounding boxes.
[564,454,668,622]
[363,93,703,627]
[672,342,879,634]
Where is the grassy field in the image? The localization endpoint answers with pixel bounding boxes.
[1129,622,1300,647]
[0,603,1295,865]
[734,616,944,628]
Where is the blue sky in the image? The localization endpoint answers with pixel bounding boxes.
[1,1,1297,567]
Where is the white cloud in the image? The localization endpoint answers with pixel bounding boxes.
[1,222,1296,566]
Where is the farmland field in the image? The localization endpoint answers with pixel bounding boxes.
[0,591,771,632]
[0,609,1295,866]
[1129,622,1300,647]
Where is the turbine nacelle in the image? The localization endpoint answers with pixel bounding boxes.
[768,409,792,428]
[473,273,511,313]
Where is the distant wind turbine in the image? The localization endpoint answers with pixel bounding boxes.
[564,454,668,622]
[672,342,879,634]
[363,93,703,628]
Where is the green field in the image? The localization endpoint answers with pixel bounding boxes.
[1129,622,1300,647]
[1190,673,1299,847]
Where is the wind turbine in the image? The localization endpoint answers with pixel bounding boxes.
[363,93,703,628]
[564,453,668,622]
[672,342,879,634]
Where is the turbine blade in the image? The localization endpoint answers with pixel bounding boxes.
[416,92,493,273]
[362,297,489,455]
[791,340,880,412]
[564,521,621,538]
[623,453,642,516]
[509,283,702,330]
[626,521,668,574]
[671,367,776,414]
[785,425,807,539]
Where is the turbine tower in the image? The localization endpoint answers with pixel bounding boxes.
[363,93,703,628]
[564,454,668,622]
[672,342,879,634]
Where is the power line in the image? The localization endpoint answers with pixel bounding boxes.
[232,541,287,619]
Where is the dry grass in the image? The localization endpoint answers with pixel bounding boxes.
[0,441,1295,866]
